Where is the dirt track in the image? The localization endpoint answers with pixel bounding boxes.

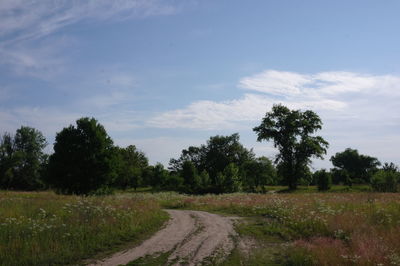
[88,210,237,266]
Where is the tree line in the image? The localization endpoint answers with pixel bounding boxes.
[0,105,399,194]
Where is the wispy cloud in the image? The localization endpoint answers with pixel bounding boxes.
[0,0,179,43]
[0,0,182,77]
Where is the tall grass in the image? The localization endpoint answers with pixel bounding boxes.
[153,192,400,265]
[0,191,168,266]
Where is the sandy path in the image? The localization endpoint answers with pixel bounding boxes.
[88,210,236,266]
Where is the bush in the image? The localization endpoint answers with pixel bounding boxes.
[371,170,399,192]
[314,169,332,191]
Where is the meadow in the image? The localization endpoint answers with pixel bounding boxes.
[0,191,167,266]
[1,189,400,265]
[152,191,400,265]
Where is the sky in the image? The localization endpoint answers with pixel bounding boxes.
[1,0,399,170]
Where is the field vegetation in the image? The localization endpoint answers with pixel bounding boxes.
[0,191,167,265]
[148,191,400,265]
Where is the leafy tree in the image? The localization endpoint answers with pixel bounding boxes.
[314,169,332,191]
[181,160,201,192]
[243,156,277,192]
[47,117,114,195]
[0,127,47,190]
[169,133,254,193]
[253,104,329,190]
[146,163,169,189]
[382,162,399,173]
[218,163,241,193]
[112,145,148,190]
[371,170,399,192]
[330,148,380,184]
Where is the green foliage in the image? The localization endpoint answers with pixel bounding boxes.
[330,148,380,184]
[243,156,277,192]
[47,117,115,195]
[0,191,167,265]
[112,145,149,190]
[220,163,241,193]
[253,104,329,190]
[169,133,256,193]
[314,169,332,191]
[0,127,47,190]
[371,170,399,192]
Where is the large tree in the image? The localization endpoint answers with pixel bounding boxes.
[330,148,380,184]
[47,117,114,194]
[0,127,47,190]
[253,104,329,190]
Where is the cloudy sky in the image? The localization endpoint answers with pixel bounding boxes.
[1,0,399,169]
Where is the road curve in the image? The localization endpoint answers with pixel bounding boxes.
[88,209,237,266]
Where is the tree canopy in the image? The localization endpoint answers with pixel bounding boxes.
[0,127,47,190]
[253,104,329,190]
[330,148,380,184]
[47,117,115,194]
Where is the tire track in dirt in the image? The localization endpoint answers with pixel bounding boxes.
[88,209,237,266]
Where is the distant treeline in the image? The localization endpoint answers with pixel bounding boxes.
[0,105,399,194]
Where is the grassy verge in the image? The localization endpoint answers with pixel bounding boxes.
[138,191,400,265]
[0,191,168,266]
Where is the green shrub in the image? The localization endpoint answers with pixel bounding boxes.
[314,169,332,191]
[371,170,399,192]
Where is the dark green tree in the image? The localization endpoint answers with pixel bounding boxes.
[181,160,200,191]
[113,145,148,190]
[253,104,329,190]
[217,163,241,193]
[47,117,114,194]
[314,169,332,191]
[0,127,47,190]
[330,148,380,184]
[169,133,254,193]
[243,156,277,192]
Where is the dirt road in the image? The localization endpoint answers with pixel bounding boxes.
[88,210,237,266]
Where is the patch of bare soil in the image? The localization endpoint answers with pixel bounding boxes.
[88,210,237,266]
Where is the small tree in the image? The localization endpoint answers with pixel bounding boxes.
[243,157,276,192]
[47,117,114,195]
[220,163,241,193]
[253,104,329,190]
[0,127,47,190]
[371,170,399,192]
[314,169,332,191]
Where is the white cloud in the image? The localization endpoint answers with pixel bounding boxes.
[239,70,312,96]
[149,70,400,131]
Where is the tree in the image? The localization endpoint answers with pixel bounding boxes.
[243,156,277,192]
[0,127,47,190]
[253,104,329,190]
[112,145,148,190]
[314,169,332,191]
[47,117,114,194]
[218,163,241,193]
[169,133,254,193]
[330,148,380,184]
[181,160,200,191]
[371,170,399,192]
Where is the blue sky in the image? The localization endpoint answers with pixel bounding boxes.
[1,0,399,169]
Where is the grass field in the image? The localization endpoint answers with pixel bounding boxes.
[2,188,400,265]
[0,191,168,266]
[150,191,400,265]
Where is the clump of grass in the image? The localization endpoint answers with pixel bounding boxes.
[0,191,168,265]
